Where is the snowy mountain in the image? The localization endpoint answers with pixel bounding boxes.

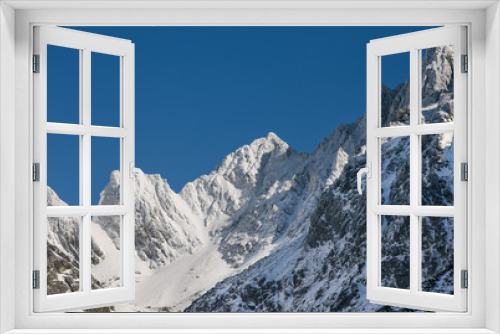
[46,45,455,312]
[47,188,114,297]
[186,45,455,312]
[96,171,205,270]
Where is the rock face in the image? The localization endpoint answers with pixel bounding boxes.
[46,45,455,312]
[95,171,204,270]
[46,188,109,296]
[186,45,455,312]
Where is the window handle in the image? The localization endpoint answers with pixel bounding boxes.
[357,162,372,194]
[132,166,145,197]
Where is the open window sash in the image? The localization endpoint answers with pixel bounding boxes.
[365,26,467,312]
[33,26,136,312]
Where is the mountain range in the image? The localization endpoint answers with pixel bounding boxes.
[46,45,455,312]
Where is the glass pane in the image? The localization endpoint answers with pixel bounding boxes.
[421,217,454,294]
[91,215,122,290]
[421,45,454,124]
[47,216,81,295]
[381,52,410,127]
[47,134,79,206]
[91,137,121,206]
[381,215,410,290]
[92,52,120,127]
[381,136,410,205]
[421,133,454,206]
[47,45,80,124]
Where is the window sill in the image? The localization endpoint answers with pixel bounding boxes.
[4,330,498,334]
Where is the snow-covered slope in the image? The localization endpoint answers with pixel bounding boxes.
[125,126,357,311]
[96,172,205,270]
[186,45,455,312]
[47,123,361,311]
[47,188,113,297]
[47,45,455,313]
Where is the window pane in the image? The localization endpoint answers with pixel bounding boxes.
[421,46,454,124]
[92,52,120,127]
[381,215,410,290]
[381,136,410,205]
[91,137,121,205]
[47,133,79,206]
[421,133,454,206]
[91,215,122,290]
[381,52,410,127]
[47,45,80,124]
[47,216,81,295]
[421,217,454,294]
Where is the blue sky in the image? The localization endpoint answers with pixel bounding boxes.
[47,26,434,205]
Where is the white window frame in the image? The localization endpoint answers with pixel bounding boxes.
[365,26,467,312]
[33,26,136,312]
[0,1,499,333]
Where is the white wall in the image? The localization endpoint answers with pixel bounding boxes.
[0,2,16,333]
[486,2,500,333]
[2,3,497,332]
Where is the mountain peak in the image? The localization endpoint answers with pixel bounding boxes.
[266,132,279,141]
[109,170,120,185]
[247,132,286,150]
[47,186,68,207]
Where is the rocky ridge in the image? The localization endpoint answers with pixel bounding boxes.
[46,45,455,312]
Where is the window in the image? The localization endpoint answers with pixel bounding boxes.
[363,26,467,312]
[33,24,467,314]
[2,2,496,333]
[33,26,137,312]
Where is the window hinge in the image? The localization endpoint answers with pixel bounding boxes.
[461,270,468,289]
[33,163,40,182]
[461,162,468,181]
[461,54,468,73]
[33,54,40,73]
[33,270,40,289]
